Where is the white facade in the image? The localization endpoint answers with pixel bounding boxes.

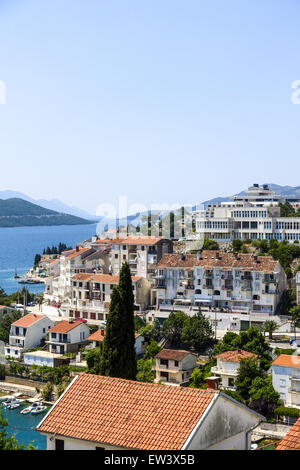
[153,351,198,386]
[196,184,300,243]
[47,321,90,354]
[296,272,300,306]
[272,358,300,408]
[4,315,54,359]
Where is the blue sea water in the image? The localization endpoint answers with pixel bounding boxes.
[0,224,98,295]
[1,402,48,449]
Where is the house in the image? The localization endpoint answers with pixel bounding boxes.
[195,183,300,243]
[153,251,287,315]
[87,329,146,357]
[46,320,90,354]
[211,350,259,390]
[153,349,198,386]
[272,354,300,408]
[64,273,150,323]
[36,373,264,450]
[4,313,54,359]
[0,305,16,319]
[276,417,300,450]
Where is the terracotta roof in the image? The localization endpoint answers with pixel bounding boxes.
[88,330,141,342]
[157,251,278,273]
[49,320,86,334]
[276,418,300,450]
[65,247,92,260]
[155,349,191,361]
[215,350,259,363]
[72,273,142,283]
[272,354,300,368]
[13,313,44,328]
[94,236,164,246]
[37,374,217,450]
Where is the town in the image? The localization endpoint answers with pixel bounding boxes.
[1,184,300,451]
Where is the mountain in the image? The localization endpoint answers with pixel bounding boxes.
[0,198,95,227]
[0,191,96,220]
[202,184,300,207]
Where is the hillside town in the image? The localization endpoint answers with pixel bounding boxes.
[1,184,300,451]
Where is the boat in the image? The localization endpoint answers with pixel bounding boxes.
[7,402,20,409]
[21,401,43,415]
[31,405,47,415]
[14,268,20,279]
[3,398,22,408]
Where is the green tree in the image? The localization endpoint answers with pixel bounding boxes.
[189,368,204,388]
[202,239,219,250]
[145,339,162,358]
[162,311,189,348]
[235,358,264,401]
[41,382,54,401]
[181,310,215,352]
[86,345,102,374]
[136,359,154,382]
[263,320,278,341]
[232,239,243,252]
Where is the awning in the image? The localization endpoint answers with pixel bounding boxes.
[194,299,212,303]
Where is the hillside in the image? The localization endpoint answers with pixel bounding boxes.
[0,198,95,227]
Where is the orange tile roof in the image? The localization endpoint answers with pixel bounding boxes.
[272,354,300,368]
[13,313,44,328]
[49,320,86,334]
[37,374,217,450]
[72,273,142,283]
[65,247,92,260]
[157,251,278,273]
[216,350,259,363]
[155,349,191,361]
[88,330,141,342]
[276,418,300,450]
[95,236,164,246]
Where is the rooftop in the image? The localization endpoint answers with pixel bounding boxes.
[272,354,300,368]
[37,373,217,450]
[216,350,259,363]
[94,236,165,246]
[12,313,45,328]
[72,273,142,283]
[155,349,191,361]
[276,417,300,450]
[49,320,87,334]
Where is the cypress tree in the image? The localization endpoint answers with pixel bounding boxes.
[99,262,137,380]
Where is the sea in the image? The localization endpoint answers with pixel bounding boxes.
[0,223,98,295]
[1,401,48,449]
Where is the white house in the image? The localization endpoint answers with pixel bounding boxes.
[153,349,198,386]
[272,354,300,408]
[4,313,54,359]
[24,350,68,368]
[46,320,90,354]
[211,350,259,390]
[36,373,265,450]
[86,329,146,357]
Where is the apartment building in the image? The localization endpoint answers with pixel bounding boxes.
[272,355,300,409]
[59,272,150,323]
[153,349,198,386]
[211,350,259,390]
[153,250,287,315]
[91,235,173,279]
[296,272,300,306]
[4,313,54,359]
[196,184,300,243]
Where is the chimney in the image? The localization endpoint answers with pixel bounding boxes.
[253,255,258,263]
[216,252,220,260]
[76,246,80,252]
[206,377,220,391]
[100,329,105,336]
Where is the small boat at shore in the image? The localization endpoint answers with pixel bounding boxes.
[2,398,22,409]
[21,402,43,415]
[31,405,47,415]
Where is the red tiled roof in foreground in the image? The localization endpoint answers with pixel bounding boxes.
[37,374,217,450]
[276,418,300,450]
[13,313,44,328]
[215,350,258,363]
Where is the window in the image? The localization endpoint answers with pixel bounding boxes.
[160,359,168,367]
[280,379,286,388]
[174,361,179,367]
[55,439,64,450]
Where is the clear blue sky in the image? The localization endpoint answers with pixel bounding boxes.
[1,0,300,214]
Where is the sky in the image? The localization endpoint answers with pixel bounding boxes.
[1,0,300,215]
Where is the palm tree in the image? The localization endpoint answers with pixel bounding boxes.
[263,320,278,341]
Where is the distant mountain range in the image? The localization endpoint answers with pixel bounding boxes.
[0,190,96,220]
[202,184,300,207]
[0,198,95,228]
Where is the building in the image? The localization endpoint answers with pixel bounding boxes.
[0,305,17,319]
[4,313,54,359]
[46,320,90,354]
[87,329,146,357]
[153,349,198,386]
[211,350,259,390]
[276,417,300,450]
[153,250,286,315]
[272,354,300,408]
[196,184,300,243]
[36,373,264,450]
[24,350,69,368]
[61,273,150,323]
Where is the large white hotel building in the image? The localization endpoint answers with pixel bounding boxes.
[196,184,300,243]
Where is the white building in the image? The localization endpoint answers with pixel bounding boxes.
[86,329,146,357]
[4,313,54,359]
[196,184,300,243]
[37,373,264,450]
[24,350,68,368]
[46,320,90,354]
[296,272,300,306]
[153,250,286,315]
[211,350,259,390]
[153,349,198,386]
[272,354,300,408]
